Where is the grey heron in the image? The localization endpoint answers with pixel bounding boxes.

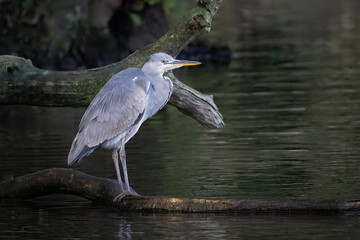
[68,52,201,201]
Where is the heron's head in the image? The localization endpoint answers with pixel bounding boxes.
[141,52,201,75]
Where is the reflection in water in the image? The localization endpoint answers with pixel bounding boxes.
[117,219,132,239]
[1,198,360,240]
[2,0,360,239]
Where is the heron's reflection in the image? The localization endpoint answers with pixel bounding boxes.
[117,219,132,239]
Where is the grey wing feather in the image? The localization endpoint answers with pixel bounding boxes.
[68,68,150,165]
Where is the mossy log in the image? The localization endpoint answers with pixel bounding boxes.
[1,168,360,214]
[0,0,224,128]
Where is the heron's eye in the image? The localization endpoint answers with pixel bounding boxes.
[161,60,166,64]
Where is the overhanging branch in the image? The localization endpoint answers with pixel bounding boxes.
[0,0,224,128]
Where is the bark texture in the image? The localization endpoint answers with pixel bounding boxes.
[1,168,360,214]
[0,0,224,128]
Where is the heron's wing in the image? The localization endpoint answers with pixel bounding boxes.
[79,69,150,148]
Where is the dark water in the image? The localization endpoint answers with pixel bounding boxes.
[2,0,360,239]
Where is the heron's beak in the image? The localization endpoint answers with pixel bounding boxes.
[169,60,202,67]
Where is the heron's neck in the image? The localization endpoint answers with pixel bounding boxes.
[143,71,173,116]
[144,72,171,91]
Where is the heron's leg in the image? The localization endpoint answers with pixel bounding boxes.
[119,145,130,191]
[119,143,140,196]
[112,149,124,192]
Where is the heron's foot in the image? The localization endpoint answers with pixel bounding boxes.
[113,192,127,202]
[129,187,140,197]
[113,188,141,202]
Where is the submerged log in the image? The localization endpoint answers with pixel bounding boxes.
[0,0,224,129]
[1,168,359,214]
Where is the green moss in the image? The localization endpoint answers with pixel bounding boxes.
[77,78,107,102]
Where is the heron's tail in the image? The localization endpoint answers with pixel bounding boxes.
[68,133,96,166]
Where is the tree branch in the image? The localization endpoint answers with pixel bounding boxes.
[1,168,359,214]
[0,0,224,128]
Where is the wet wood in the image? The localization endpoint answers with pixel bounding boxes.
[0,0,224,128]
[1,168,359,214]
